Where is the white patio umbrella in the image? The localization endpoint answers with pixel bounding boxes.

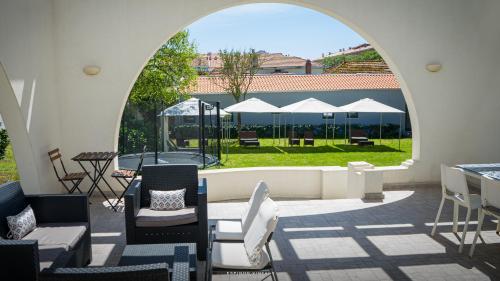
[224,97,282,113]
[280,98,345,145]
[224,98,283,145]
[340,98,404,149]
[158,98,229,152]
[159,97,229,117]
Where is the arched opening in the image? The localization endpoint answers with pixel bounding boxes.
[115,2,420,170]
[0,115,18,184]
[0,63,38,191]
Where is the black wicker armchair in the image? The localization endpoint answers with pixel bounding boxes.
[0,181,91,281]
[125,164,208,261]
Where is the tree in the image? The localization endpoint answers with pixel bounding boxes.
[130,30,198,108]
[121,30,198,153]
[210,49,261,129]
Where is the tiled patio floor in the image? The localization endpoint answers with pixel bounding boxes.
[89,185,500,280]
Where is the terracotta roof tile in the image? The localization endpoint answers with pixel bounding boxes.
[192,74,400,94]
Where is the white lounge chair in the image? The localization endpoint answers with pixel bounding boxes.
[469,176,500,257]
[206,198,279,281]
[431,165,481,253]
[214,180,269,241]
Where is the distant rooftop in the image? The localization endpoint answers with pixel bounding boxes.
[192,73,400,94]
[322,43,374,58]
[193,52,322,70]
[326,61,392,74]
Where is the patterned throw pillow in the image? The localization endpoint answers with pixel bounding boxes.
[150,189,186,210]
[6,205,37,240]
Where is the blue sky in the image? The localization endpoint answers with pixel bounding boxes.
[187,3,366,60]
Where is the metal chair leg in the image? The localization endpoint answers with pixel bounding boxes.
[113,177,132,208]
[266,243,279,281]
[431,197,445,236]
[469,209,484,257]
[459,208,471,253]
[60,180,72,193]
[453,202,459,233]
[69,179,84,193]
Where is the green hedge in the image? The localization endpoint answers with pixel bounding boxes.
[173,123,405,139]
[0,129,9,160]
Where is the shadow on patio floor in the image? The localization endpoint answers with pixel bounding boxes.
[89,185,500,281]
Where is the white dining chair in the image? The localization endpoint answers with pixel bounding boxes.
[431,164,481,253]
[214,180,270,241]
[469,176,500,257]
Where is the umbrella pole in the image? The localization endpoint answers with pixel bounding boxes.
[165,116,169,152]
[379,113,382,145]
[284,115,287,147]
[325,116,328,145]
[399,114,402,151]
[333,114,336,146]
[344,113,347,144]
[348,113,351,144]
[278,114,281,146]
[226,117,229,162]
[273,114,275,146]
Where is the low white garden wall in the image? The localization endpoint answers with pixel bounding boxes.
[200,162,414,202]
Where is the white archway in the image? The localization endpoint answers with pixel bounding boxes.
[3,0,500,193]
[114,1,421,160]
[0,63,41,193]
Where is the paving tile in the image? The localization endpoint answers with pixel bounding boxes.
[89,184,500,280]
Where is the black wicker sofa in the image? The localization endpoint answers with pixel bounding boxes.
[0,181,92,281]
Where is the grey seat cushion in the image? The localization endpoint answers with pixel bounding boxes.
[212,242,270,270]
[22,222,88,251]
[136,207,198,227]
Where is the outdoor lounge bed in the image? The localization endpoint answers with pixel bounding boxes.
[238,131,260,147]
[349,129,369,144]
[288,131,300,146]
[303,131,314,146]
[0,181,91,281]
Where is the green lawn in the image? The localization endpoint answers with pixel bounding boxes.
[0,144,19,184]
[216,138,412,168]
[0,139,411,182]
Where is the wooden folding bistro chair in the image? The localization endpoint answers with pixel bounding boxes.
[48,148,87,194]
[111,146,146,207]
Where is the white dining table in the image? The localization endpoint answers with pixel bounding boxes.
[456,163,500,181]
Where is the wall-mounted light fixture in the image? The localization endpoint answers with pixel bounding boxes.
[83,65,101,76]
[426,63,442,72]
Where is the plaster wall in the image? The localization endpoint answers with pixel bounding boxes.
[0,0,499,193]
[0,0,61,193]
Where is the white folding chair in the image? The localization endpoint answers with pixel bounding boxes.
[206,198,279,281]
[215,180,270,241]
[431,165,481,253]
[469,176,500,257]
